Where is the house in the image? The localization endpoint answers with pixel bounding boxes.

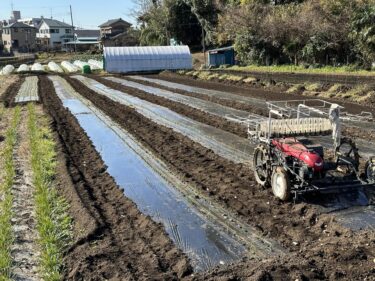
[18,18,42,28]
[1,22,36,53]
[36,18,74,50]
[99,18,131,47]
[65,29,100,51]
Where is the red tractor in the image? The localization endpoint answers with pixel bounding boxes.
[248,100,375,201]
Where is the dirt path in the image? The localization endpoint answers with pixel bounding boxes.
[39,76,192,280]
[11,106,40,280]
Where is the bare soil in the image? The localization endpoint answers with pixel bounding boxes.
[38,76,192,280]
[1,76,25,108]
[11,106,40,280]
[64,75,375,280]
[0,76,19,97]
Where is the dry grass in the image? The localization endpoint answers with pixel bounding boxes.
[286,84,305,94]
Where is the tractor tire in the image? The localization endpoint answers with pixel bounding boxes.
[253,144,271,187]
[271,167,291,201]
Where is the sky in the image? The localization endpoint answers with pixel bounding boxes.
[0,0,137,29]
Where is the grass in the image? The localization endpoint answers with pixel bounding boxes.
[286,84,305,94]
[228,64,375,76]
[305,82,323,92]
[225,75,243,82]
[0,106,21,280]
[27,104,72,281]
[243,77,257,83]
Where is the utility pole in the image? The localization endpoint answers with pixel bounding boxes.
[201,23,206,67]
[70,5,76,53]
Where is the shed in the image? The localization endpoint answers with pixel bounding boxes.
[103,46,193,73]
[208,46,235,67]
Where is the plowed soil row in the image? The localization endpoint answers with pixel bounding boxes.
[1,76,25,107]
[156,72,375,116]
[124,75,374,142]
[90,75,247,138]
[120,75,268,114]
[38,76,191,280]
[65,76,375,280]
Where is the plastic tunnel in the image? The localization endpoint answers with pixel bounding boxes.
[103,46,193,73]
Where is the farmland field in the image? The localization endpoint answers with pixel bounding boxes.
[0,72,374,280]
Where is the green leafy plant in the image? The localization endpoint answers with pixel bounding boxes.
[0,106,21,280]
[27,104,72,281]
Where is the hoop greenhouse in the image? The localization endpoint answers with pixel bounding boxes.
[103,46,193,73]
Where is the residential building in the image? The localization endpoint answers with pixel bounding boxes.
[1,22,36,52]
[99,18,131,47]
[36,18,74,50]
[18,18,42,28]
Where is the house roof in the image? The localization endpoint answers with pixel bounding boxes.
[40,18,72,28]
[75,29,100,38]
[3,22,36,29]
[99,18,131,28]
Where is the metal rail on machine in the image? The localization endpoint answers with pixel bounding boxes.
[227,99,373,144]
[267,99,373,122]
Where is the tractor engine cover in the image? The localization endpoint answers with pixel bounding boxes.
[272,138,324,172]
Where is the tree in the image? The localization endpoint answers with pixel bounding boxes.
[135,0,203,46]
[350,3,375,66]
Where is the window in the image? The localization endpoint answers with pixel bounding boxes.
[50,29,59,34]
[65,29,72,33]
[14,28,18,32]
[3,41,7,46]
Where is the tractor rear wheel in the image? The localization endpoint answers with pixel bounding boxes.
[253,144,271,187]
[271,167,291,201]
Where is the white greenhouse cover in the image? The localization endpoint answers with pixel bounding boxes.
[48,62,64,73]
[88,59,103,70]
[0,65,15,75]
[103,46,193,73]
[74,60,89,70]
[61,61,79,73]
[31,63,45,72]
[17,64,29,73]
